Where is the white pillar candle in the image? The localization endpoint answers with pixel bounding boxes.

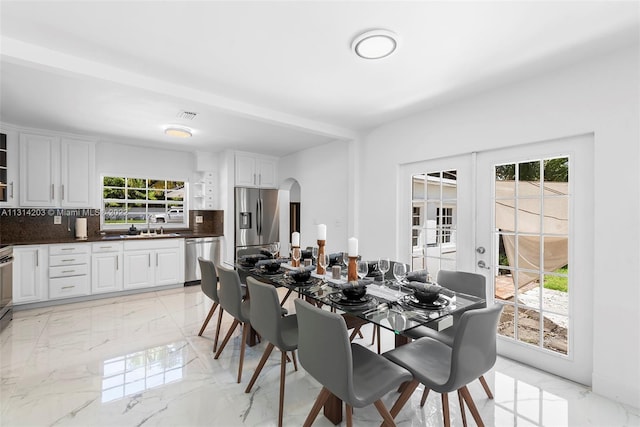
[348,237,358,256]
[317,224,327,240]
[292,232,300,247]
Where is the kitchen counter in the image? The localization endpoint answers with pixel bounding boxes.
[4,231,222,246]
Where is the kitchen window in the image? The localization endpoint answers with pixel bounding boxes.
[102,176,187,229]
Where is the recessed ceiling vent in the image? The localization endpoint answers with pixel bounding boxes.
[176,111,198,120]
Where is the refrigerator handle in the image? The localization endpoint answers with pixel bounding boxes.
[256,198,261,236]
[258,198,263,235]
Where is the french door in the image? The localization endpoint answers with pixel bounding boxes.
[401,134,594,385]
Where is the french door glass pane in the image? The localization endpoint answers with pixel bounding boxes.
[495,156,569,356]
[411,170,457,276]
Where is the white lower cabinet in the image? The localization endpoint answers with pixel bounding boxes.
[123,239,184,290]
[12,238,185,306]
[13,245,47,304]
[92,242,123,294]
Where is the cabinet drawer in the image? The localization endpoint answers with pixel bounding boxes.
[49,275,90,299]
[50,253,89,267]
[50,264,89,278]
[92,242,123,253]
[49,243,89,255]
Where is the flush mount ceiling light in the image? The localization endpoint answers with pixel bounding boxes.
[164,125,192,138]
[352,29,398,59]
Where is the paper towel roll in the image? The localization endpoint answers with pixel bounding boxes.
[75,218,87,240]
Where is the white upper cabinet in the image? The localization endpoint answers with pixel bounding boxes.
[19,133,95,207]
[235,152,277,188]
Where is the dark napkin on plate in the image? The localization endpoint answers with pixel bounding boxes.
[405,281,441,293]
[406,270,429,282]
[328,253,343,266]
[285,265,315,275]
[329,279,374,290]
[256,258,287,267]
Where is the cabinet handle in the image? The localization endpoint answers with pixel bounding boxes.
[35,250,39,267]
[61,259,75,262]
[9,182,13,199]
[259,174,262,186]
[61,184,65,201]
[116,256,119,270]
[253,173,256,185]
[61,270,75,274]
[61,285,75,290]
[99,246,111,249]
[148,254,151,267]
[61,248,75,251]
[156,253,159,266]
[51,184,55,200]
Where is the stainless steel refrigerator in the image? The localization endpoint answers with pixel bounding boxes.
[235,187,279,259]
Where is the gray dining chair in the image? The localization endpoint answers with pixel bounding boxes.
[404,269,494,402]
[382,304,503,427]
[294,299,413,427]
[197,257,225,353]
[244,277,298,427]
[214,264,252,383]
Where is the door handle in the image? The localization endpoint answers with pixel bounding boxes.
[476,246,486,254]
[61,184,65,201]
[9,182,14,199]
[477,260,491,270]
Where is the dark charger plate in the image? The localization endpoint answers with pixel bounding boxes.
[328,293,377,310]
[401,294,450,310]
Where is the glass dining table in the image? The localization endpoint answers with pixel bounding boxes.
[233,260,485,346]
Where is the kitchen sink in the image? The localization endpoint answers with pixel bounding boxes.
[101,233,181,240]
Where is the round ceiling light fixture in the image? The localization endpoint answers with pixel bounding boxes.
[352,29,399,60]
[164,125,192,138]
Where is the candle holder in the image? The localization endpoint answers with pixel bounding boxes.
[291,246,300,267]
[316,239,326,274]
[347,256,358,282]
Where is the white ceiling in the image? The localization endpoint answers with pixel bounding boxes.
[1,1,638,156]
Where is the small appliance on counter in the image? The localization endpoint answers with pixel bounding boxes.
[75,218,88,240]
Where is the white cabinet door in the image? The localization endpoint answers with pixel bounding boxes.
[92,252,123,294]
[155,248,182,286]
[19,133,59,207]
[257,158,277,188]
[60,138,94,207]
[235,154,257,187]
[123,251,154,289]
[13,246,46,304]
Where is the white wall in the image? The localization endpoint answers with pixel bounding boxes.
[359,44,639,406]
[279,140,350,254]
[96,141,194,179]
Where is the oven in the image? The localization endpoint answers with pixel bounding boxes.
[0,246,13,333]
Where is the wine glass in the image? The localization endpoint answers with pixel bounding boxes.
[292,247,301,267]
[393,263,408,297]
[318,253,330,282]
[378,257,390,286]
[357,260,369,280]
[311,246,319,265]
[268,242,279,259]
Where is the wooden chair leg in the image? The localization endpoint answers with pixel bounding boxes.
[278,350,287,427]
[346,403,353,427]
[213,307,224,353]
[441,393,451,427]
[349,326,362,341]
[237,322,250,383]
[374,399,396,427]
[459,385,484,427]
[198,302,218,336]
[478,375,494,399]
[420,387,430,407]
[376,325,381,354]
[387,379,419,422]
[214,319,239,359]
[280,289,293,306]
[303,387,331,427]
[291,350,298,371]
[245,342,275,393]
[457,389,468,427]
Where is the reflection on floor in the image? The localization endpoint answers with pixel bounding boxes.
[1,286,637,426]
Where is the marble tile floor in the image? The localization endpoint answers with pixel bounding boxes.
[1,286,638,427]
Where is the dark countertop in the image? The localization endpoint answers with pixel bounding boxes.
[4,232,223,246]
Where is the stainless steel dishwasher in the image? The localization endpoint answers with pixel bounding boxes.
[184,237,219,285]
